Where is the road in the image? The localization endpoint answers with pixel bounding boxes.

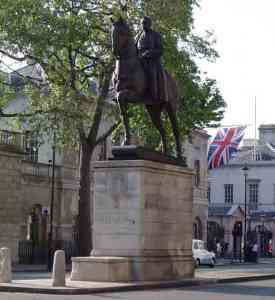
[0,279,275,300]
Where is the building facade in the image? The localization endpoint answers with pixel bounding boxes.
[208,124,275,257]
[0,66,111,263]
[184,130,209,243]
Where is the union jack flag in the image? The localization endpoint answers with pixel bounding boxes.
[208,126,246,169]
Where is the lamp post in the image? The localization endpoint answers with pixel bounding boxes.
[260,213,265,256]
[47,134,56,271]
[242,164,249,261]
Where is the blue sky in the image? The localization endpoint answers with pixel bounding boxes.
[194,0,275,139]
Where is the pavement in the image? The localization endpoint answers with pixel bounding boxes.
[2,258,275,295]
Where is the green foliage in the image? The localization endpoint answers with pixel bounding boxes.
[0,0,225,151]
[0,0,121,146]
[114,0,226,151]
[0,73,15,111]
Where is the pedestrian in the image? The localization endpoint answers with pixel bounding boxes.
[267,240,272,257]
[252,242,258,262]
[216,242,221,257]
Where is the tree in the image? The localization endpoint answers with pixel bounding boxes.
[0,71,17,116]
[0,0,121,255]
[113,0,226,152]
[0,0,225,255]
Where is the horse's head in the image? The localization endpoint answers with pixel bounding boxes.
[112,17,132,58]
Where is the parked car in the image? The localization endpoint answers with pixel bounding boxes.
[192,239,215,268]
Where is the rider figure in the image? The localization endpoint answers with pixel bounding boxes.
[136,16,167,103]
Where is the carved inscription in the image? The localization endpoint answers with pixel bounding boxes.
[95,214,136,225]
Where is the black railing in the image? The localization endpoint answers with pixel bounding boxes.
[22,160,62,178]
[18,240,79,265]
[0,130,26,151]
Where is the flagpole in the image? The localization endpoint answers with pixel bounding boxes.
[254,97,257,160]
[205,124,251,129]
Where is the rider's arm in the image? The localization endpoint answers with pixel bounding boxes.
[150,32,163,58]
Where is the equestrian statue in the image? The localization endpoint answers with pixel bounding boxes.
[112,16,182,159]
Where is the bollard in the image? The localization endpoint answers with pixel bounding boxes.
[52,250,66,286]
[0,247,12,283]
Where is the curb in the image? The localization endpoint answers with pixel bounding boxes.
[217,274,275,284]
[0,279,215,295]
[0,274,275,295]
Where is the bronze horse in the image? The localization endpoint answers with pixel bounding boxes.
[112,18,182,159]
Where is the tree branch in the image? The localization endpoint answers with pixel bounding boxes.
[78,124,87,144]
[0,109,43,118]
[68,45,77,90]
[78,62,98,73]
[95,120,121,147]
[87,61,114,145]
[0,49,26,61]
[76,50,105,66]
[0,107,86,119]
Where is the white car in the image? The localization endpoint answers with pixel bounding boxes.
[192,239,215,268]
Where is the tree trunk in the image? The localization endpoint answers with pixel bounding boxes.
[78,141,93,256]
[77,66,114,256]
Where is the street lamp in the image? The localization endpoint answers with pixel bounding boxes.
[47,134,56,271]
[120,0,127,11]
[242,164,249,261]
[260,212,265,256]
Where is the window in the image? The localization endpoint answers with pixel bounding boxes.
[25,138,39,162]
[207,183,211,203]
[194,160,200,186]
[255,152,262,161]
[193,240,199,250]
[98,140,107,161]
[224,184,233,204]
[193,217,202,240]
[249,183,259,210]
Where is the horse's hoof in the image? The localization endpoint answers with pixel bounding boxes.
[122,139,131,146]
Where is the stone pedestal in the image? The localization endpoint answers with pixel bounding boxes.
[0,247,12,283]
[52,250,66,286]
[0,151,23,263]
[71,159,194,282]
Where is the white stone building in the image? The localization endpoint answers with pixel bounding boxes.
[208,124,275,257]
[0,66,111,263]
[183,130,209,242]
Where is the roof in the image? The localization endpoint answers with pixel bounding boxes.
[192,129,210,138]
[250,210,275,220]
[208,205,243,217]
[221,141,275,166]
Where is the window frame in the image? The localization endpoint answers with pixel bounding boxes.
[224,183,234,204]
[194,159,200,187]
[248,182,259,210]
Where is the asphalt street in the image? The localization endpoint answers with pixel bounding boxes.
[0,279,274,300]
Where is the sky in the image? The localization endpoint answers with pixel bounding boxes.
[194,0,275,140]
[2,1,273,142]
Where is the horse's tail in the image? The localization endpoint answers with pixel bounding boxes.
[165,71,180,112]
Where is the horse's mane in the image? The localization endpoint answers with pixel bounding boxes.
[112,18,138,57]
[115,18,132,36]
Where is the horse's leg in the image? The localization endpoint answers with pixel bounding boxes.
[146,105,168,154]
[118,99,131,145]
[166,103,182,159]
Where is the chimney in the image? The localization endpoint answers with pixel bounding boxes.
[259,124,275,145]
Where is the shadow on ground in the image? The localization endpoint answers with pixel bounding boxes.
[179,280,275,297]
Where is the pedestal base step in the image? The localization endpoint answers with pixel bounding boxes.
[70,256,194,282]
